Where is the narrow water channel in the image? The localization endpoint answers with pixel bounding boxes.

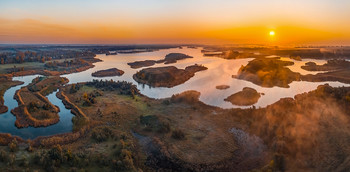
[0,75,73,139]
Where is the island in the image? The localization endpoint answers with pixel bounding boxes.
[234,57,301,88]
[221,50,263,59]
[224,87,261,106]
[201,47,265,59]
[91,68,124,77]
[133,64,207,87]
[127,60,163,69]
[216,85,230,90]
[127,53,193,69]
[11,76,69,128]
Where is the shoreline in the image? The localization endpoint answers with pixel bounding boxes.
[0,80,24,114]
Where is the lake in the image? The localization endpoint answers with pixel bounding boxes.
[1,46,349,139]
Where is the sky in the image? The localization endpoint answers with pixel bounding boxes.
[0,0,350,45]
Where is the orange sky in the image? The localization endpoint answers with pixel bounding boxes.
[1,0,350,45]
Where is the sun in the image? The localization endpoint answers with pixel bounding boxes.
[269,30,275,36]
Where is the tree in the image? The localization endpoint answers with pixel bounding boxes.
[8,139,18,152]
[48,145,63,161]
[15,56,20,63]
[20,56,24,63]
[70,84,77,93]
[172,129,185,140]
[83,92,88,99]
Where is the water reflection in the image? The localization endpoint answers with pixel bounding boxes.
[2,47,349,138]
[63,47,350,108]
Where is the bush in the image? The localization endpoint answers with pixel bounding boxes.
[0,149,7,162]
[19,155,29,167]
[43,103,51,110]
[158,122,171,133]
[139,115,159,126]
[49,145,63,159]
[69,84,79,94]
[82,91,100,106]
[172,129,185,140]
[86,79,140,96]
[162,100,170,105]
[8,139,18,152]
[112,149,135,171]
[91,126,114,142]
[7,153,16,166]
[72,116,89,132]
[26,145,34,152]
[28,101,40,112]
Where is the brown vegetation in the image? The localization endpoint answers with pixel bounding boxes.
[11,76,68,128]
[163,53,193,64]
[216,85,230,90]
[127,60,163,69]
[234,57,301,88]
[2,81,350,171]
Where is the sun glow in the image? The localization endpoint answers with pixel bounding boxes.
[269,31,275,36]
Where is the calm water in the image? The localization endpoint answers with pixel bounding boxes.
[63,47,350,108]
[1,47,349,138]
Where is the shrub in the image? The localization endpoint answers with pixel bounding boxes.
[0,149,7,162]
[7,153,16,166]
[172,129,185,140]
[158,122,171,133]
[33,151,43,165]
[112,149,135,171]
[19,155,29,167]
[69,84,81,94]
[28,101,40,112]
[72,116,89,132]
[162,100,170,105]
[48,145,64,162]
[140,115,159,126]
[91,126,114,142]
[26,145,34,152]
[82,91,100,106]
[43,103,51,110]
[96,108,103,117]
[8,139,18,152]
